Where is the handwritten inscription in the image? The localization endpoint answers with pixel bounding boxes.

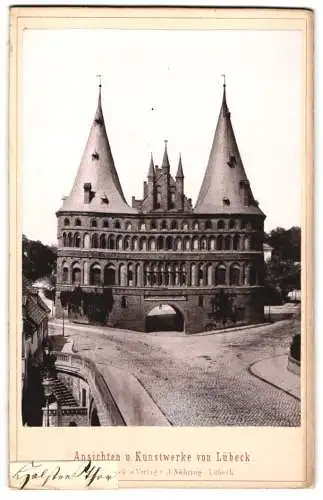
[10,460,118,490]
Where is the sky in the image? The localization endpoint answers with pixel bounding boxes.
[22,29,303,245]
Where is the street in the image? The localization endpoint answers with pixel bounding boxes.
[49,319,301,426]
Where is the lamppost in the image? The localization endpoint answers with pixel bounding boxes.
[41,343,55,427]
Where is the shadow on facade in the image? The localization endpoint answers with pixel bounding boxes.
[145,305,184,332]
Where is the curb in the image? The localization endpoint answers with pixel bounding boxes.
[248,356,301,401]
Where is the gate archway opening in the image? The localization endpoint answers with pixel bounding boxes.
[145,304,184,332]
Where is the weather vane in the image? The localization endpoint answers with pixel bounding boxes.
[221,74,226,86]
[96,74,102,87]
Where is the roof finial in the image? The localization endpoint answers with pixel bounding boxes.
[221,74,226,87]
[96,74,102,88]
[164,139,168,151]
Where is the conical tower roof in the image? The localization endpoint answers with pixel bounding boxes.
[195,83,264,216]
[148,153,155,178]
[161,140,170,170]
[59,85,136,214]
[176,153,184,178]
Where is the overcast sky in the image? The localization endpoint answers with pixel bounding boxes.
[22,29,302,245]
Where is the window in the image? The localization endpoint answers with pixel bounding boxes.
[92,152,99,160]
[205,220,212,230]
[121,296,127,308]
[75,218,81,226]
[64,218,70,226]
[215,265,226,285]
[182,221,189,231]
[223,197,230,206]
[170,220,177,230]
[74,233,81,248]
[81,389,87,407]
[100,234,107,249]
[126,222,132,231]
[170,192,175,209]
[103,219,109,228]
[67,232,73,247]
[156,191,161,209]
[218,220,225,230]
[224,235,231,250]
[114,220,121,229]
[62,267,68,283]
[161,220,167,230]
[90,265,101,286]
[91,234,99,249]
[91,219,97,228]
[241,220,247,230]
[230,266,240,286]
[151,220,156,230]
[198,296,204,307]
[229,219,236,229]
[139,222,146,231]
[72,267,81,285]
[193,221,199,230]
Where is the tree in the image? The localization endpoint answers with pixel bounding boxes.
[22,234,57,282]
[265,226,301,263]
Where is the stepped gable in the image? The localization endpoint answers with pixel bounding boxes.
[59,85,136,214]
[195,82,264,216]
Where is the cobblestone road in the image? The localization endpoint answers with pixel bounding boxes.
[49,319,301,426]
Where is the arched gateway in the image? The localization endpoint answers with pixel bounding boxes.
[55,82,265,334]
[145,304,185,332]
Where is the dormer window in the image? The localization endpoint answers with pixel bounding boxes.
[94,117,103,126]
[92,152,99,160]
[63,217,70,226]
[223,197,230,206]
[227,155,236,168]
[101,194,109,204]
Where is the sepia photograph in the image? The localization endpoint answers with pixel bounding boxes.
[20,23,303,431]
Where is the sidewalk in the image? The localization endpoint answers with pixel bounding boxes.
[249,354,300,400]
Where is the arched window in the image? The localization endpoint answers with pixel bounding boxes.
[192,237,199,250]
[99,234,107,249]
[139,222,146,231]
[91,219,97,228]
[217,235,223,250]
[72,266,81,285]
[198,296,204,307]
[62,266,69,283]
[108,235,115,250]
[121,296,127,308]
[102,219,109,228]
[229,219,236,230]
[67,232,73,247]
[125,221,132,231]
[230,265,240,285]
[170,220,177,230]
[84,233,90,249]
[150,220,156,230]
[135,263,141,286]
[75,218,81,226]
[217,220,225,230]
[132,237,138,251]
[104,265,115,286]
[170,191,175,209]
[182,221,189,231]
[224,235,231,250]
[161,220,167,230]
[139,237,147,251]
[175,238,182,251]
[116,235,123,250]
[128,264,133,286]
[215,265,226,285]
[205,220,212,230]
[180,263,186,285]
[241,220,247,230]
[157,236,164,250]
[74,233,81,248]
[90,264,101,286]
[184,237,190,251]
[193,221,199,230]
[201,237,207,250]
[165,236,173,251]
[114,220,121,229]
[119,263,127,286]
[124,236,130,250]
[62,232,67,247]
[148,237,156,251]
[233,234,239,250]
[198,264,204,286]
[91,234,98,249]
[191,263,197,286]
[64,217,70,226]
[209,237,216,250]
[243,235,250,250]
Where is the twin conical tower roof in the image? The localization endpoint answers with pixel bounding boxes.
[60,85,136,214]
[195,83,264,216]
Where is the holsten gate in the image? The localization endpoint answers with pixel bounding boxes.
[55,82,265,334]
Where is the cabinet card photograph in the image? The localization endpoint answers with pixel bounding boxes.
[9,6,313,489]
